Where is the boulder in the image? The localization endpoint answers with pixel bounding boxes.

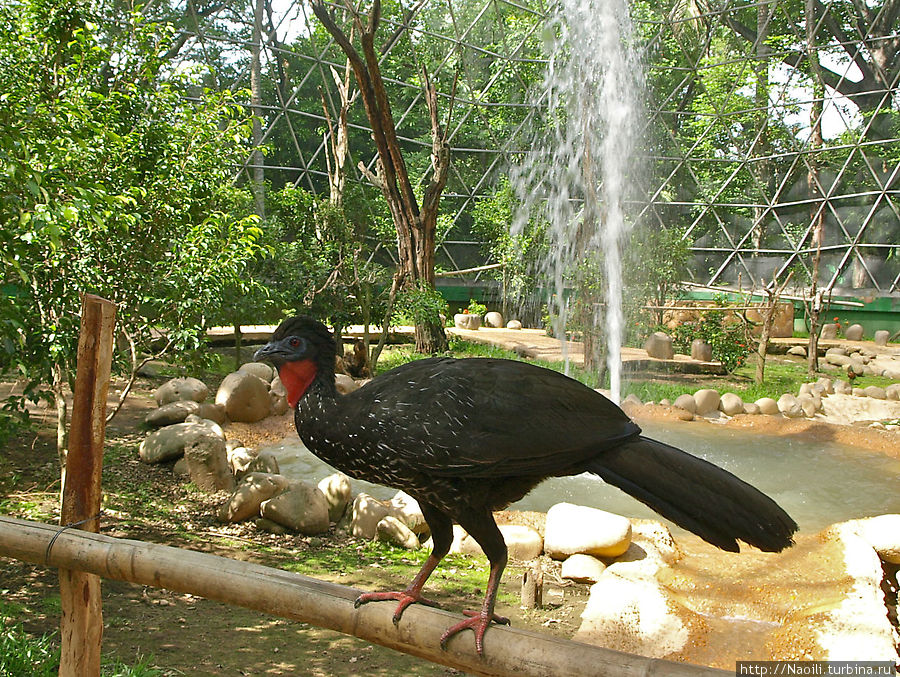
[816,377,834,395]
[826,346,849,357]
[690,339,712,362]
[561,554,607,584]
[144,400,200,428]
[863,386,886,400]
[886,384,900,401]
[825,353,851,367]
[260,481,330,535]
[317,472,352,523]
[672,394,696,414]
[218,473,291,523]
[255,518,292,535]
[755,397,780,415]
[506,320,523,330]
[693,389,720,416]
[454,313,481,330]
[249,451,280,476]
[351,493,392,539]
[643,332,674,360]
[139,421,223,464]
[376,515,420,550]
[216,371,271,423]
[718,392,743,416]
[184,414,225,438]
[184,433,233,492]
[544,503,632,560]
[335,374,359,395]
[450,525,542,561]
[388,491,428,535]
[852,387,866,398]
[198,402,227,424]
[844,324,864,341]
[742,402,760,415]
[787,346,807,357]
[269,376,289,416]
[155,377,209,406]
[873,330,889,347]
[797,395,818,418]
[820,323,839,339]
[623,394,642,407]
[227,446,256,478]
[484,311,504,328]
[777,393,803,418]
[172,457,189,477]
[849,514,900,564]
[833,380,852,395]
[238,361,274,382]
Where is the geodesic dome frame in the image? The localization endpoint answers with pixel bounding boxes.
[165,0,900,297]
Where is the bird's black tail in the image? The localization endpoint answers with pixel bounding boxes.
[586,435,797,552]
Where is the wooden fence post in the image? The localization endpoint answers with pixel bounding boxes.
[58,294,116,677]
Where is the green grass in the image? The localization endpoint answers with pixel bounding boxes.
[0,616,59,677]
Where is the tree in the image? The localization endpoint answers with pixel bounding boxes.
[310,0,452,353]
[0,0,262,460]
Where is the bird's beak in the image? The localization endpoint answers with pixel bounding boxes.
[253,342,279,363]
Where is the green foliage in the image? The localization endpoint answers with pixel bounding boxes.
[0,616,59,677]
[670,301,751,374]
[0,0,262,432]
[395,282,449,328]
[466,299,487,316]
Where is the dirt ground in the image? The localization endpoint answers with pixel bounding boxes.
[0,375,590,676]
[2,364,898,675]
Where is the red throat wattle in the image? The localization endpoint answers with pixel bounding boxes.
[278,359,318,408]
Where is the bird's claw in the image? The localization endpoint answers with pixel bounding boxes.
[440,610,510,656]
[353,590,440,624]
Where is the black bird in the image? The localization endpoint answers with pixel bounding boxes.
[254,316,797,655]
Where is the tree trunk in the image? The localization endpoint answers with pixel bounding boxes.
[310,0,449,353]
[249,0,266,219]
[806,0,825,379]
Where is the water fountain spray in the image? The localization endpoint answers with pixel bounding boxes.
[511,0,644,403]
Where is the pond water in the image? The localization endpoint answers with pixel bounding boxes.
[261,420,900,534]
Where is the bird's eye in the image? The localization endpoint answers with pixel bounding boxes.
[288,337,301,348]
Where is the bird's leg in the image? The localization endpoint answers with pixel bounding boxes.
[440,512,510,656]
[354,552,444,623]
[354,502,453,625]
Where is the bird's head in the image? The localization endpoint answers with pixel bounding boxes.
[254,316,336,407]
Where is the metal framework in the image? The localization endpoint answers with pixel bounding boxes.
[164,0,900,296]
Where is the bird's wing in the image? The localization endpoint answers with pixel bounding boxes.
[342,357,641,478]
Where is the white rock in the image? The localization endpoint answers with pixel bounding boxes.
[238,361,274,382]
[833,380,852,395]
[562,554,607,583]
[798,395,818,418]
[388,491,428,535]
[672,394,696,414]
[690,339,712,362]
[742,402,760,415]
[544,503,632,560]
[693,389,720,415]
[787,346,807,357]
[183,414,225,439]
[218,473,291,523]
[334,373,359,395]
[184,434,233,492]
[886,384,900,401]
[755,397,779,415]
[454,313,481,330]
[484,311,504,328]
[350,493,391,539]
[144,400,201,428]
[139,421,224,464]
[820,323,838,339]
[623,393,642,406]
[718,392,743,416]
[155,377,209,406]
[450,524,542,560]
[643,332,674,360]
[863,386,886,400]
[851,514,900,564]
[215,371,271,423]
[777,393,803,417]
[844,324,864,341]
[873,330,889,346]
[260,481,330,535]
[506,320,523,330]
[376,515,420,550]
[816,377,835,395]
[317,473,352,523]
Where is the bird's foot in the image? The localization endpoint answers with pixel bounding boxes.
[439,609,510,656]
[354,590,441,624]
